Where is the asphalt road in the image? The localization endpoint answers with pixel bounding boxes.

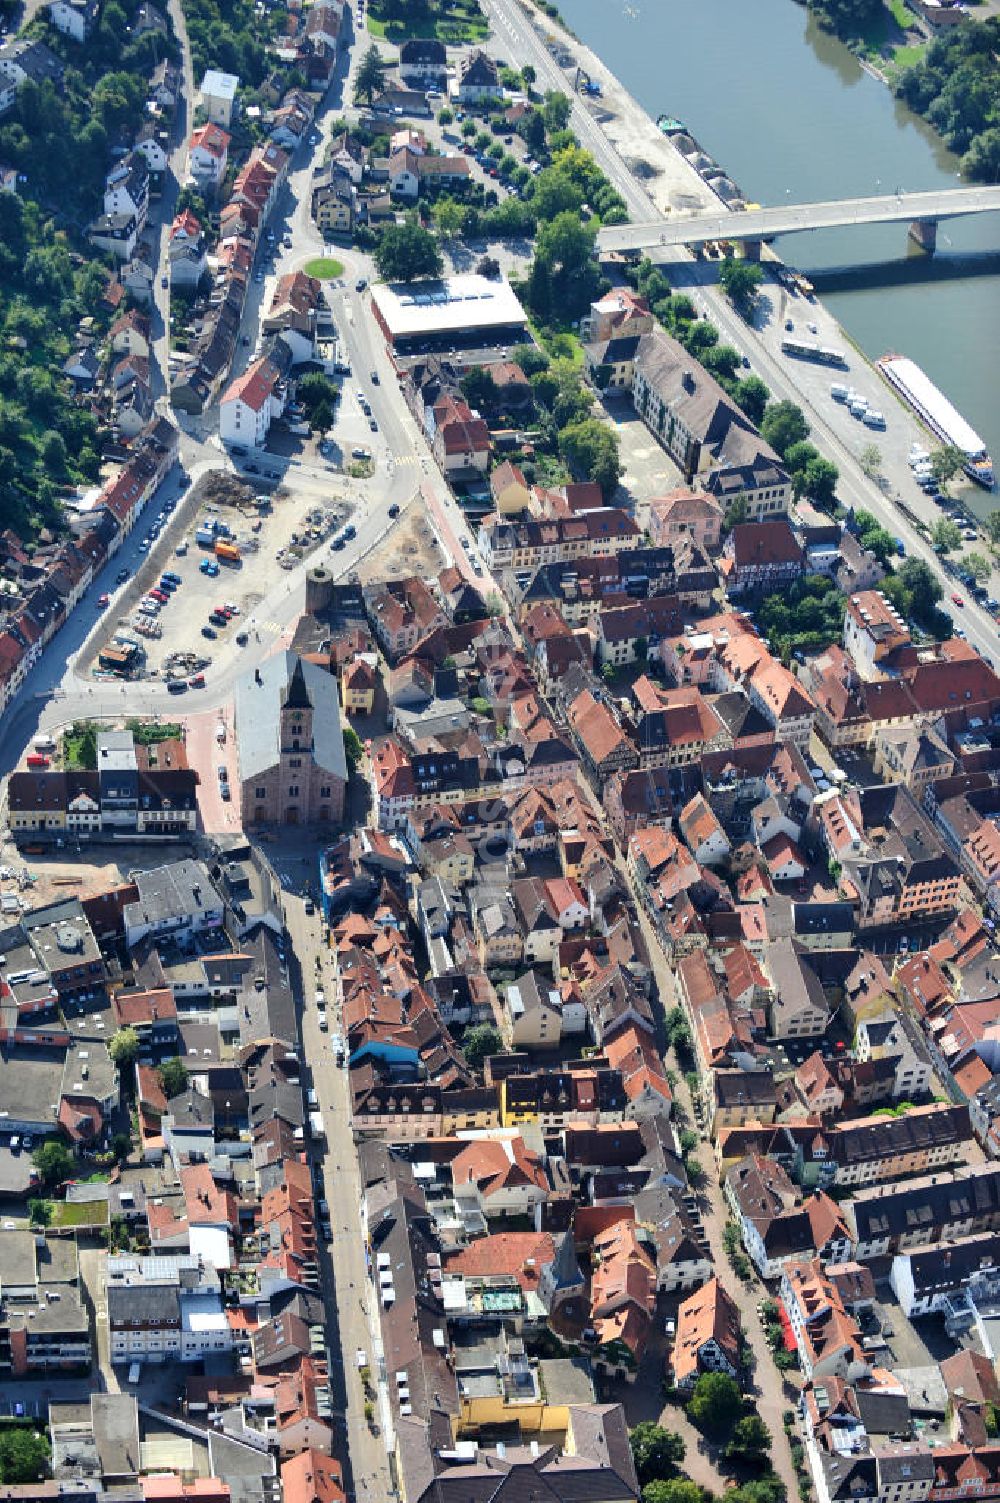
[284,880,397,1502]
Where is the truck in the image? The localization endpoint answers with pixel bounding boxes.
[214,539,241,563]
[308,1110,325,1140]
[195,525,217,548]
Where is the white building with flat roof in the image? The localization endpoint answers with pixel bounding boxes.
[370,273,528,354]
[199,68,239,126]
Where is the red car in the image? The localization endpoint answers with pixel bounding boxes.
[951,592,965,607]
[214,605,232,618]
[188,673,206,688]
[150,588,169,604]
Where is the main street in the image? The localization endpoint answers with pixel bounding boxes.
[483,0,1000,661]
[283,881,396,1503]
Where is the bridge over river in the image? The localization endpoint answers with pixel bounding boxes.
[596,186,1000,256]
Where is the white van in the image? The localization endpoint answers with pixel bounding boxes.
[830,383,849,402]
[848,398,868,418]
[33,735,56,753]
[863,410,886,429]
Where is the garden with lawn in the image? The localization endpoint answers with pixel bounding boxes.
[304,257,345,280]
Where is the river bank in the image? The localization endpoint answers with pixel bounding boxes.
[551,0,1000,516]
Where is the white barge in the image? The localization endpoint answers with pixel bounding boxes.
[877,353,994,489]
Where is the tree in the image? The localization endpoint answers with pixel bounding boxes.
[761,400,809,459]
[463,1023,502,1069]
[859,442,882,478]
[559,417,622,498]
[158,1057,188,1099]
[109,1026,140,1068]
[374,223,443,283]
[526,209,599,321]
[853,511,896,565]
[688,1371,743,1436]
[0,1428,50,1483]
[734,374,769,426]
[28,1199,52,1226]
[32,1140,74,1188]
[518,105,548,157]
[802,455,839,509]
[521,64,536,88]
[354,45,386,105]
[311,400,333,435]
[298,372,339,414]
[630,1423,687,1486]
[900,556,944,620]
[111,1132,132,1163]
[542,90,572,133]
[726,1415,772,1461]
[986,511,1000,550]
[931,517,962,553]
[929,444,966,494]
[432,196,463,239]
[718,256,764,317]
[40,429,67,477]
[642,1480,706,1503]
[343,726,363,774]
[964,551,991,582]
[438,106,453,125]
[461,367,499,411]
[69,720,98,769]
[723,495,750,534]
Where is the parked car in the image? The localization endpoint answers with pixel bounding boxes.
[387,503,400,518]
[97,593,110,607]
[167,679,188,694]
[201,625,217,639]
[188,674,205,688]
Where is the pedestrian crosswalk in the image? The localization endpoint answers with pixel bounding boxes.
[389,453,422,467]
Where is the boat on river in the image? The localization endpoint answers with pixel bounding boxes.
[877,354,994,489]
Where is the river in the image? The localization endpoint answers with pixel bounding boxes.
[558,0,1000,510]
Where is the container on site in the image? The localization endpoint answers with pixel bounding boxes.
[195,526,216,547]
[214,540,241,562]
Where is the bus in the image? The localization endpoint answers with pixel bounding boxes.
[781,337,847,367]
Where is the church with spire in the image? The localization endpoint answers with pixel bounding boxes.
[234,650,348,825]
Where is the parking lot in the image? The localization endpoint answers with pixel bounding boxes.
[89,475,352,683]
